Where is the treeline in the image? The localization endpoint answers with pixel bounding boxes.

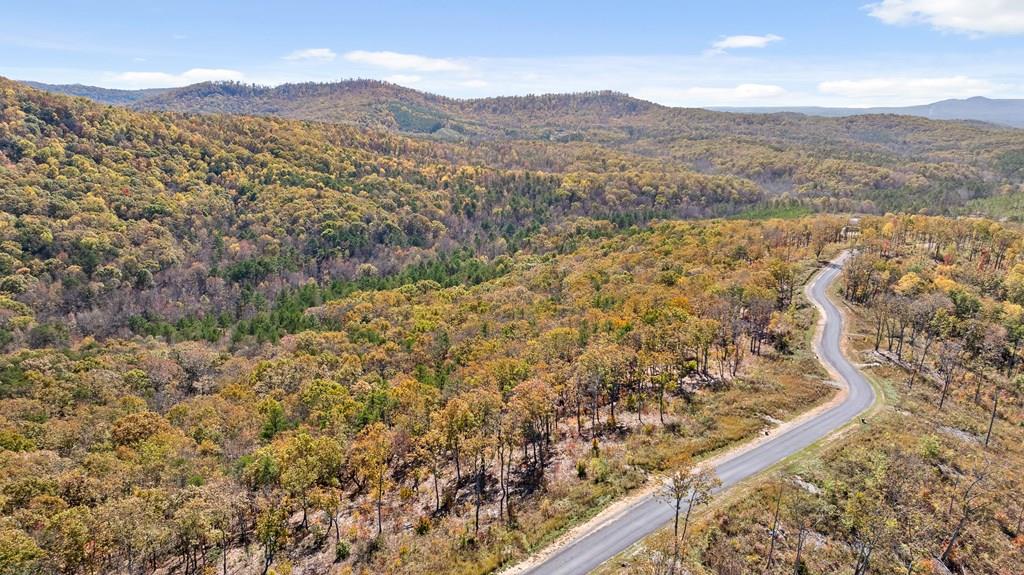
[844,216,1024,436]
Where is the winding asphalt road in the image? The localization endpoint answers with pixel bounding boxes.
[521,251,876,574]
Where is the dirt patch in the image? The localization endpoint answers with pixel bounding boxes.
[938,425,980,444]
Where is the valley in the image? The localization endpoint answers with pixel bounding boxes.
[1,53,1024,575]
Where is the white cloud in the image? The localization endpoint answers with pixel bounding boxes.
[344,50,467,72]
[709,34,782,54]
[637,83,787,105]
[107,68,244,88]
[283,48,336,62]
[383,74,422,85]
[694,83,786,98]
[460,79,489,88]
[866,0,1024,35]
[818,75,995,101]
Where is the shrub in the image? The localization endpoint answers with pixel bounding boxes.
[334,540,350,562]
[587,457,610,484]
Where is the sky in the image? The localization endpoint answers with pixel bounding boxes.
[3,0,1024,108]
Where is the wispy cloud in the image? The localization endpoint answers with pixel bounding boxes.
[638,83,786,105]
[344,50,467,72]
[283,48,337,62]
[866,0,1024,36]
[107,68,244,88]
[818,75,995,100]
[708,34,782,54]
[383,74,422,85]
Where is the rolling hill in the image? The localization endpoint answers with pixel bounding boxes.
[3,76,1024,575]
[27,80,1024,134]
[14,78,1024,217]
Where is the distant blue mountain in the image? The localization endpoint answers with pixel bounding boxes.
[712,96,1024,128]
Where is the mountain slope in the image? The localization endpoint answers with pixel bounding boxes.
[714,96,1024,128]
[14,78,1024,216]
[26,79,1022,143]
[127,80,663,141]
[0,76,775,334]
[3,77,1024,575]
[22,81,170,105]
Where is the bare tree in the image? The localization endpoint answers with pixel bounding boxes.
[786,487,822,575]
[661,465,721,575]
[764,481,784,573]
[937,340,964,410]
[985,382,1001,448]
[939,466,989,567]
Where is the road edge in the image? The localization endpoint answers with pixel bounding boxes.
[502,252,862,575]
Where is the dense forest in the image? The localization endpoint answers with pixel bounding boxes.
[3,77,1024,575]
[31,79,1024,216]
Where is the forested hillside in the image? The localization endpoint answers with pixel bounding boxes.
[1,77,773,344]
[28,79,1024,215]
[4,76,1024,575]
[9,76,1017,348]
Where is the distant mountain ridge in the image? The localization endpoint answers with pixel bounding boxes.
[21,81,171,105]
[713,96,1024,128]
[23,79,1024,131]
[23,79,661,140]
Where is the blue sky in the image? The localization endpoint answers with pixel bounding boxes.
[3,0,1024,107]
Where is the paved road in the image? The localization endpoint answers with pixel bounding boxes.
[522,252,875,574]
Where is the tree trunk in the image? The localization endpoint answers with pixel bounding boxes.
[939,515,968,566]
[575,395,583,436]
[938,372,954,410]
[334,508,341,544]
[680,492,695,550]
[636,377,644,424]
[853,544,873,575]
[765,485,783,571]
[474,454,484,534]
[908,336,932,390]
[505,450,514,522]
[433,467,441,512]
[454,444,462,483]
[670,500,681,575]
[498,441,506,522]
[793,528,806,575]
[985,387,1000,447]
[376,476,384,536]
[609,385,617,428]
[658,379,666,426]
